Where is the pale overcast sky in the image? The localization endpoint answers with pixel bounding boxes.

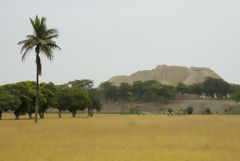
[0,0,240,86]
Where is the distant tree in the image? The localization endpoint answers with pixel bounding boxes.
[0,87,20,120]
[88,89,101,117]
[203,107,212,114]
[38,82,57,119]
[18,15,60,123]
[10,82,36,120]
[232,91,240,103]
[68,79,93,90]
[99,82,118,102]
[176,82,190,94]
[118,83,132,101]
[168,107,174,115]
[68,87,90,118]
[132,81,145,100]
[68,79,101,117]
[56,85,71,118]
[203,77,230,98]
[186,106,193,114]
[230,84,240,94]
[189,83,203,95]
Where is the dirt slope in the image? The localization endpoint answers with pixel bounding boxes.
[108,65,222,85]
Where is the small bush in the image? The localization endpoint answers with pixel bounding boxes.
[186,106,193,114]
[120,107,143,115]
[129,107,140,114]
[120,110,129,115]
[224,106,240,115]
[176,108,186,115]
[203,107,212,114]
[168,107,173,115]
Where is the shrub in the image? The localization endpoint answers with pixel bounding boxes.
[120,110,129,115]
[176,108,187,115]
[129,107,140,114]
[203,107,212,114]
[186,106,193,114]
[120,107,143,115]
[168,107,173,115]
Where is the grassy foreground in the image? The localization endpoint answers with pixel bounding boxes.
[0,114,239,161]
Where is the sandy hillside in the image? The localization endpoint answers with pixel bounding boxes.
[108,65,222,85]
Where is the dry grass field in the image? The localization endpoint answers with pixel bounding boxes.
[0,114,240,161]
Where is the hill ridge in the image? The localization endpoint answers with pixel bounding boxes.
[108,65,222,85]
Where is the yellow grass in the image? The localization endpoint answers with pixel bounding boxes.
[0,114,240,161]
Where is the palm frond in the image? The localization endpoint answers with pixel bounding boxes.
[21,47,32,61]
[40,45,53,60]
[18,15,61,74]
[45,34,59,40]
[44,28,58,37]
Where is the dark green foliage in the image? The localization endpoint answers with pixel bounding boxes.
[224,107,240,115]
[118,83,132,101]
[202,77,230,99]
[176,82,190,94]
[229,84,240,102]
[88,89,102,117]
[132,81,145,100]
[0,87,20,120]
[186,106,193,114]
[189,83,203,95]
[61,87,90,118]
[68,79,93,90]
[129,107,140,114]
[202,107,212,114]
[232,91,240,103]
[38,82,57,119]
[120,107,142,115]
[100,82,118,102]
[168,107,173,114]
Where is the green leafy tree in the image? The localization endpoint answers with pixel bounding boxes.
[186,106,193,114]
[176,82,190,94]
[232,91,240,102]
[38,82,57,119]
[132,81,145,100]
[68,79,93,90]
[203,107,212,114]
[100,82,118,102]
[68,79,101,117]
[18,15,60,123]
[12,82,36,119]
[88,89,101,117]
[0,87,20,120]
[118,83,132,101]
[68,87,90,118]
[189,83,203,95]
[203,77,230,99]
[168,107,174,115]
[56,85,72,118]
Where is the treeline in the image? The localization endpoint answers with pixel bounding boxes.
[1,77,240,120]
[0,80,101,120]
[99,77,240,102]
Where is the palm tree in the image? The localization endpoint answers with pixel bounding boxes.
[18,15,60,123]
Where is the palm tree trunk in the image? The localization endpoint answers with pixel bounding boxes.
[28,113,32,119]
[58,109,62,118]
[0,109,2,120]
[35,59,39,123]
[15,114,19,120]
[72,111,76,118]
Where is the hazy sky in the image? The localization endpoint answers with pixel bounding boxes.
[1,0,240,86]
